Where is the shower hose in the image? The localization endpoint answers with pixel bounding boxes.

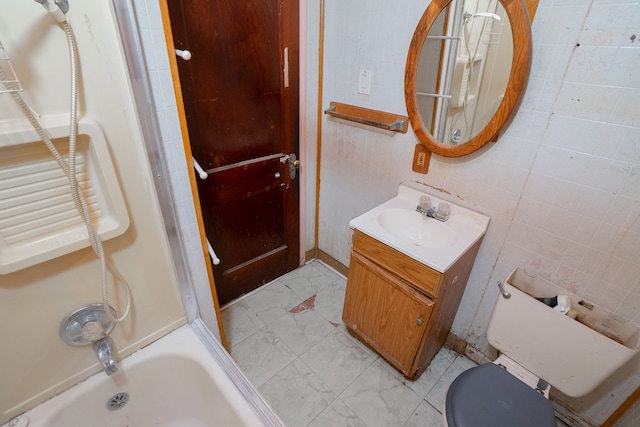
[0,18,131,325]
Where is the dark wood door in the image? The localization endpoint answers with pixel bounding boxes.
[167,0,300,305]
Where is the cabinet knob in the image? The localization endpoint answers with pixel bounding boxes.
[416,317,424,326]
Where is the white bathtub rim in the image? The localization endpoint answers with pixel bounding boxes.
[5,322,284,427]
[1,317,187,423]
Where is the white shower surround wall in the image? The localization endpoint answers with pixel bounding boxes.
[0,1,188,422]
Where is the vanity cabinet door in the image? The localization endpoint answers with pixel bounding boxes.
[343,251,434,375]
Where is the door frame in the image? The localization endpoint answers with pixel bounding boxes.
[159,0,307,347]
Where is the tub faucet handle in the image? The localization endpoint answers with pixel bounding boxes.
[60,303,119,375]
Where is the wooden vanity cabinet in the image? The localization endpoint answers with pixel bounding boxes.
[343,229,482,380]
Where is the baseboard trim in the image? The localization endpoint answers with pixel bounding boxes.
[304,248,316,263]
[317,249,348,277]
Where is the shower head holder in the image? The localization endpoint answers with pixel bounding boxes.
[34,0,69,22]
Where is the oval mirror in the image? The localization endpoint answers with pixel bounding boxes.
[405,0,533,157]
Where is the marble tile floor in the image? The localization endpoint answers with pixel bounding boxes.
[221,260,570,427]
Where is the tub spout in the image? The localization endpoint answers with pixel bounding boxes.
[93,336,118,375]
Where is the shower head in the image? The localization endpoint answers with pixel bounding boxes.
[34,0,69,22]
[463,11,501,23]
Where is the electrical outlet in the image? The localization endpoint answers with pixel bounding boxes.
[412,144,431,174]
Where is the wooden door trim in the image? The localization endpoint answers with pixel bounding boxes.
[280,0,303,271]
[313,0,326,260]
[159,0,227,348]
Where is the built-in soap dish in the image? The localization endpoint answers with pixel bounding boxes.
[0,116,129,274]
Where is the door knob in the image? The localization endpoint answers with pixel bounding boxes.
[416,317,424,326]
[279,153,300,180]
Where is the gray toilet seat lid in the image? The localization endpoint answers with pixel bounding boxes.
[445,363,556,427]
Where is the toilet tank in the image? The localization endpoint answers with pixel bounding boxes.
[487,268,640,397]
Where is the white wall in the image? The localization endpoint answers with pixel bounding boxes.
[312,0,640,425]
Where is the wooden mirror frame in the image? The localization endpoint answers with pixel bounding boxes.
[405,0,533,158]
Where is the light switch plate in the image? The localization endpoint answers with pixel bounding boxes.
[358,68,372,95]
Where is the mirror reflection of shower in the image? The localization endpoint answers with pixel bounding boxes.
[415,0,513,146]
[447,0,512,145]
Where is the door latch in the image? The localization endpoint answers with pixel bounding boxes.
[279,153,300,180]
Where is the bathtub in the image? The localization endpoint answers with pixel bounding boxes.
[4,322,283,427]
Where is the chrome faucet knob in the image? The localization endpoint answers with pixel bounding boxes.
[60,304,119,375]
[81,321,104,342]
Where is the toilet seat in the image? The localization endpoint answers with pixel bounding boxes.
[445,363,556,427]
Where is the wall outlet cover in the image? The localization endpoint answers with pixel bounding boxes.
[412,144,431,174]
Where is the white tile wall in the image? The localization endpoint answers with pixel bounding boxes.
[132,0,220,339]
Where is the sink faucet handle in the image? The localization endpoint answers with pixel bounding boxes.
[436,203,450,221]
[419,195,431,208]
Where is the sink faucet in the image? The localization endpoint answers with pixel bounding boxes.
[93,336,118,375]
[416,203,437,217]
[416,196,450,222]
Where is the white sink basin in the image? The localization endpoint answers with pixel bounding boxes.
[378,208,457,249]
[349,183,490,272]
